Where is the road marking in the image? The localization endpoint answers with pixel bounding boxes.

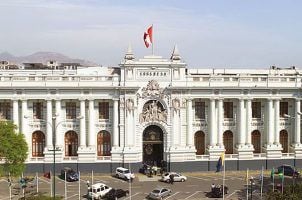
[187,176,210,181]
[226,190,240,199]
[184,191,201,199]
[165,192,180,199]
[66,193,78,199]
[38,177,50,184]
[186,184,199,187]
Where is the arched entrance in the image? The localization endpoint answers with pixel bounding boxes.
[251,130,261,153]
[194,131,205,155]
[65,131,78,156]
[143,125,164,166]
[223,131,233,154]
[280,130,288,153]
[97,131,111,156]
[32,131,45,157]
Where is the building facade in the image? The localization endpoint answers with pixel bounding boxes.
[1,46,302,172]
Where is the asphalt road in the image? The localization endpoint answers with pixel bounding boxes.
[0,171,299,200]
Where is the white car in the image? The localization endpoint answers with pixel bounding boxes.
[88,183,112,199]
[161,172,187,183]
[115,167,135,181]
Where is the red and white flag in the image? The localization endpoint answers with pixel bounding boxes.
[143,25,153,48]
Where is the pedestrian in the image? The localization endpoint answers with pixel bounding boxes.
[169,174,174,184]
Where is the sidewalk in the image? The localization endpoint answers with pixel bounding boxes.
[136,173,162,182]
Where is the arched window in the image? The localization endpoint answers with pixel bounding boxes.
[251,130,261,153]
[280,130,288,153]
[223,131,233,154]
[194,131,205,155]
[65,131,78,156]
[97,131,111,156]
[32,131,45,157]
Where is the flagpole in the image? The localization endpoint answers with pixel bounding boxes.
[152,24,154,55]
[78,171,81,200]
[246,168,249,200]
[222,159,225,200]
[260,166,263,199]
[65,171,67,200]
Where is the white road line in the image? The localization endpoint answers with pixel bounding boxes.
[226,190,240,199]
[66,194,78,199]
[38,177,50,184]
[186,184,199,187]
[165,192,180,199]
[184,191,202,199]
[187,176,210,181]
[123,192,140,200]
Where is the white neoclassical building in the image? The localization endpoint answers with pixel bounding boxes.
[1,46,302,172]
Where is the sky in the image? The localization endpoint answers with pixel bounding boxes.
[0,0,302,68]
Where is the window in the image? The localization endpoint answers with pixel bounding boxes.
[97,131,111,156]
[252,102,261,118]
[33,102,43,119]
[224,102,233,119]
[65,131,78,156]
[280,102,288,117]
[0,102,11,120]
[99,102,109,119]
[66,102,76,119]
[32,131,45,157]
[195,101,205,120]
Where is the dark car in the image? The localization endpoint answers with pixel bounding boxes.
[103,188,129,200]
[210,185,228,198]
[277,165,300,177]
[60,167,79,182]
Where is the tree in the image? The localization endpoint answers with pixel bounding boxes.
[0,120,28,176]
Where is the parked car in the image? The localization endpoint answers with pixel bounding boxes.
[115,167,135,181]
[161,172,187,182]
[60,167,78,182]
[88,183,112,199]
[148,187,172,199]
[103,188,129,200]
[276,165,300,177]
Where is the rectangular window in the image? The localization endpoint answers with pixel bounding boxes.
[195,101,205,120]
[0,102,11,120]
[280,102,288,117]
[66,102,76,119]
[99,102,109,119]
[252,102,261,118]
[224,102,233,119]
[33,102,43,119]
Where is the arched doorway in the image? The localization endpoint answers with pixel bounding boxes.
[143,125,164,166]
[223,131,233,154]
[280,130,288,153]
[194,131,205,155]
[65,131,78,156]
[32,131,45,157]
[97,131,111,156]
[251,130,261,153]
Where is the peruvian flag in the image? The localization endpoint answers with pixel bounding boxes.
[143,25,153,48]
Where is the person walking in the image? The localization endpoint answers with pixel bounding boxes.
[169,174,174,184]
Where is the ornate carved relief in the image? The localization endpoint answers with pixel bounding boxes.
[126,98,134,111]
[172,98,180,111]
[141,80,164,99]
[139,100,167,123]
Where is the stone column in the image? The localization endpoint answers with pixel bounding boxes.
[295,99,301,145]
[274,99,280,145]
[217,99,223,146]
[46,100,53,147]
[187,99,193,146]
[55,99,62,146]
[80,100,86,147]
[246,99,252,145]
[209,98,216,147]
[113,99,119,147]
[13,99,19,132]
[238,99,245,145]
[88,99,95,147]
[267,99,274,145]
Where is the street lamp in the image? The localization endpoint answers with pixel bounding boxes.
[24,114,83,199]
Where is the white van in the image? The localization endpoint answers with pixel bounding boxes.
[88,183,112,199]
[115,167,135,181]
